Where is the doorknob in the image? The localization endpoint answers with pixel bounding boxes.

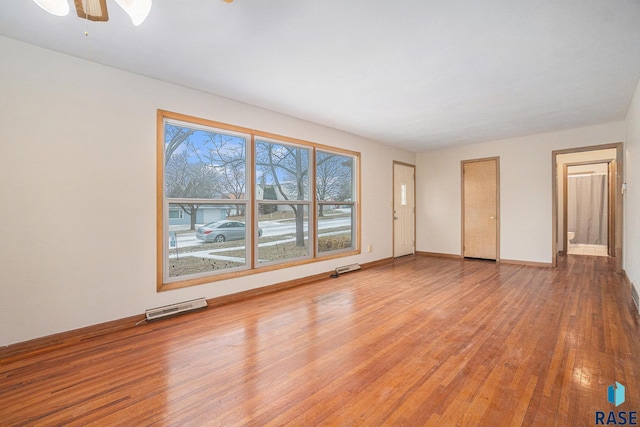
[490,215,496,220]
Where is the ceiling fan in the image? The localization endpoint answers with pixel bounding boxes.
[33,0,234,26]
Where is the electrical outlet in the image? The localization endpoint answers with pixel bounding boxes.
[367,244,372,253]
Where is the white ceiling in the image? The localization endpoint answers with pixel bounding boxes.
[2,0,640,152]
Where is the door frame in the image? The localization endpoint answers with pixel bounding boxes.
[461,156,500,261]
[392,161,416,258]
[551,143,623,271]
[562,160,613,256]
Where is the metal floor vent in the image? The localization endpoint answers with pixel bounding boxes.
[331,263,361,278]
[632,284,639,313]
[145,298,208,321]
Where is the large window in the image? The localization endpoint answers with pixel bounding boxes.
[316,150,356,254]
[256,139,311,265]
[158,111,359,290]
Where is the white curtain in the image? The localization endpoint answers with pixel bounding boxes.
[567,174,607,245]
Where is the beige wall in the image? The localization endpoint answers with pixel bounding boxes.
[0,36,415,346]
[416,122,625,263]
[624,78,640,311]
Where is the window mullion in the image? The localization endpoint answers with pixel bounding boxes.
[250,134,257,269]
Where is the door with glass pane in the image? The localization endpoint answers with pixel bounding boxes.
[393,162,415,257]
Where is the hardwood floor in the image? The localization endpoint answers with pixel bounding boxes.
[1,255,639,426]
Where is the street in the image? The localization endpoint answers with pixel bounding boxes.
[172,216,351,249]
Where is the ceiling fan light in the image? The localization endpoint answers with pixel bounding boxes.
[33,0,70,16]
[114,0,152,26]
[74,0,108,21]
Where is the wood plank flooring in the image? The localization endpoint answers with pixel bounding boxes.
[1,255,639,426]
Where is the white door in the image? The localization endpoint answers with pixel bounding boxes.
[394,163,415,257]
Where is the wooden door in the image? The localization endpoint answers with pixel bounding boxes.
[608,159,616,257]
[393,163,415,257]
[462,158,499,260]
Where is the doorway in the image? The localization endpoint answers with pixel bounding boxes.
[461,157,500,260]
[393,162,415,257]
[552,143,623,272]
[564,162,610,257]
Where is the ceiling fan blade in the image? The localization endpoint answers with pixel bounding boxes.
[114,0,152,26]
[33,0,70,16]
[74,0,109,21]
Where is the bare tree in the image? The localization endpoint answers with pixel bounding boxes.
[316,153,353,216]
[207,134,245,216]
[165,124,250,229]
[164,126,194,165]
[256,141,308,247]
[186,133,247,216]
[165,151,222,230]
